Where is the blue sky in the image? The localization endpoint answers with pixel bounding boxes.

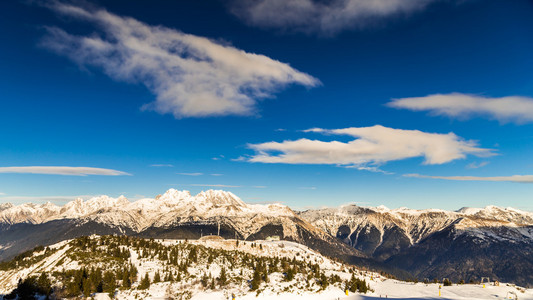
[1,0,533,211]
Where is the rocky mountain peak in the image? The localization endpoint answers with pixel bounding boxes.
[0,203,14,211]
[158,188,192,203]
[194,189,246,208]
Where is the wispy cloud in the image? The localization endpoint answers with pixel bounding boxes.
[230,0,439,35]
[41,2,319,118]
[466,161,489,169]
[0,195,97,204]
[0,192,6,196]
[150,164,174,167]
[245,125,493,168]
[404,174,533,183]
[347,165,394,174]
[252,186,267,189]
[0,166,130,176]
[177,173,223,176]
[188,184,241,188]
[299,186,317,190]
[387,93,533,124]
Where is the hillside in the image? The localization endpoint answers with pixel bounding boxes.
[0,235,531,300]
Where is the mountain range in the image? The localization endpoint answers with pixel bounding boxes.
[1,189,532,286]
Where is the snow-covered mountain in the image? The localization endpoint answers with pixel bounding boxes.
[299,204,533,287]
[299,204,533,258]
[0,189,292,229]
[0,189,303,238]
[0,189,363,272]
[2,191,533,286]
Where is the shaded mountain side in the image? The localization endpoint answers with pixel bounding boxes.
[298,206,459,261]
[337,223,413,260]
[138,222,246,240]
[385,225,533,288]
[0,220,134,261]
[138,217,385,273]
[299,205,533,286]
[343,255,413,281]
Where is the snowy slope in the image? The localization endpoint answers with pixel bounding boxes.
[1,236,531,300]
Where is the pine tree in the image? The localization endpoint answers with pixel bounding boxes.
[200,273,210,287]
[153,271,161,283]
[122,269,131,288]
[37,272,52,296]
[82,277,92,297]
[251,268,261,290]
[103,271,116,297]
[286,267,295,281]
[209,277,216,289]
[188,246,198,263]
[318,273,329,290]
[130,264,138,282]
[138,274,151,290]
[263,270,269,283]
[169,271,175,282]
[66,277,81,296]
[218,267,227,286]
[13,277,38,299]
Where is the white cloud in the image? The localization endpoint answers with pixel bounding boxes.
[299,186,317,190]
[41,2,319,118]
[0,166,130,176]
[466,161,489,169]
[0,192,5,196]
[405,173,533,183]
[388,93,533,124]
[230,0,439,35]
[246,125,493,167]
[150,164,174,167]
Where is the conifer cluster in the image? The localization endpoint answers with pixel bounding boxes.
[2,235,373,298]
